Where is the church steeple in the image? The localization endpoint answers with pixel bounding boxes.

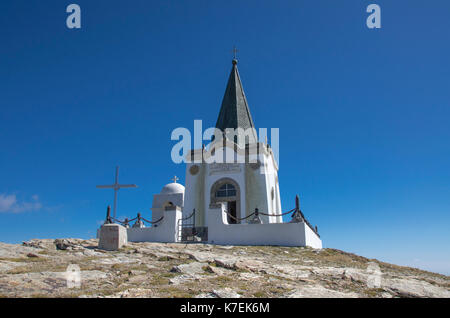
[215,59,257,143]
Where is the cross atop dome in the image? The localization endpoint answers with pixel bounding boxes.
[171,176,179,183]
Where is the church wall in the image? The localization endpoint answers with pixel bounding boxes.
[206,203,322,248]
[245,163,270,222]
[128,207,182,243]
[304,223,323,249]
[152,192,184,222]
[209,223,307,246]
[183,162,206,226]
[195,164,206,226]
[264,152,283,223]
[183,163,195,219]
[183,143,284,226]
[151,207,163,224]
[275,180,282,222]
[263,152,276,222]
[245,148,282,224]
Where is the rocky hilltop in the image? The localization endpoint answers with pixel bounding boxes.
[0,239,448,298]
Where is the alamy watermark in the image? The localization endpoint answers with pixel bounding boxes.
[170,120,279,166]
[65,4,380,30]
[366,262,382,288]
[65,264,81,289]
[367,4,381,29]
[66,4,81,29]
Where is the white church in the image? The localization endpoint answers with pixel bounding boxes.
[98,58,322,250]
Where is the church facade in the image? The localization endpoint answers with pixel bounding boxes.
[99,59,322,249]
[183,58,283,229]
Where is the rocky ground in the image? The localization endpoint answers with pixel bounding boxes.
[0,239,448,298]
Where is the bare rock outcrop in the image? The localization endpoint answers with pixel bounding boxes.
[0,239,448,298]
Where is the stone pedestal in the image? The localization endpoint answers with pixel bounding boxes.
[98,223,128,251]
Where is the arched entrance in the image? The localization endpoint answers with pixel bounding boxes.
[210,178,241,224]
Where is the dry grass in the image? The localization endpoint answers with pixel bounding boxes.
[0,257,47,263]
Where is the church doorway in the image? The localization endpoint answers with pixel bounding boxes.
[227,201,237,224]
[210,178,241,224]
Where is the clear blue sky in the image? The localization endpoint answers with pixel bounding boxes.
[1,1,449,275]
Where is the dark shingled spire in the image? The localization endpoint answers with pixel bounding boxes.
[215,59,257,143]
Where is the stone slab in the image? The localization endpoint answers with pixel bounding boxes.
[98,224,127,251]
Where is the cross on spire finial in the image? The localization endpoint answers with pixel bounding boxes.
[171,176,179,183]
[232,46,238,61]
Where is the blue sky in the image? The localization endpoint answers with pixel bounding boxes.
[1,1,449,275]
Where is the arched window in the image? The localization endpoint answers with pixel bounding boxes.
[215,183,236,198]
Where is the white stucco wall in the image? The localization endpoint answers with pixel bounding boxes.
[261,153,279,223]
[127,206,182,243]
[183,162,206,226]
[304,223,323,249]
[152,192,183,223]
[207,203,322,248]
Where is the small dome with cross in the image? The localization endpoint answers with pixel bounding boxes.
[160,176,184,195]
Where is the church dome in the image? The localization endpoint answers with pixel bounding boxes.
[160,182,185,195]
